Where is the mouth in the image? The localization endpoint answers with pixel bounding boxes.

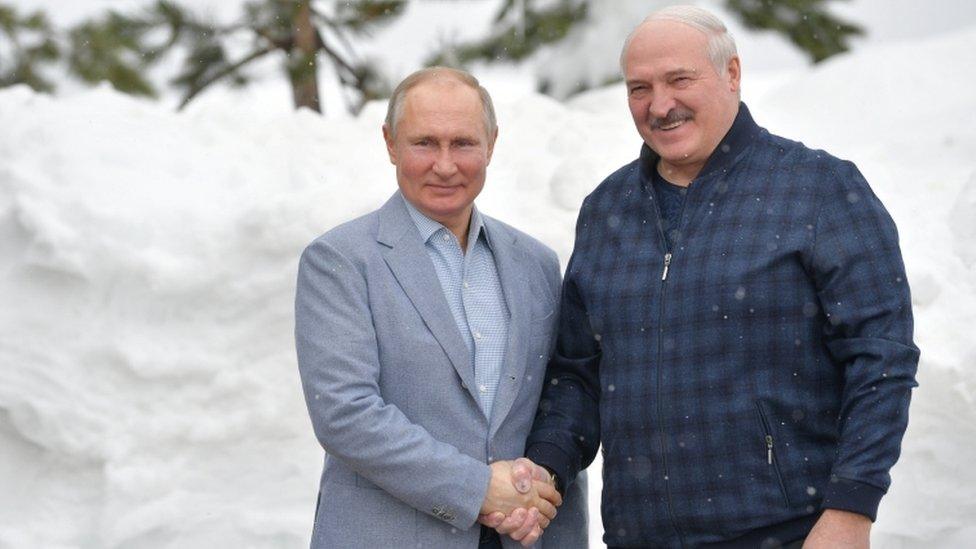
[657,119,687,131]
[426,184,462,193]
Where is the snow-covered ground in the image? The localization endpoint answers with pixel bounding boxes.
[2,2,976,548]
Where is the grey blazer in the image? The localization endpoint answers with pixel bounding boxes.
[296,192,587,549]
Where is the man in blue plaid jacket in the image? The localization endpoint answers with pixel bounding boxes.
[513,5,919,549]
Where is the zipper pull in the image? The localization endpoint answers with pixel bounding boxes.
[766,435,773,465]
[661,252,672,281]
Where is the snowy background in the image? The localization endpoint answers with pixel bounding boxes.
[2,1,976,547]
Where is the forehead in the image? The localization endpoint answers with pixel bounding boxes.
[624,19,711,75]
[399,79,485,135]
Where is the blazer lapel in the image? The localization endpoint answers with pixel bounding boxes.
[376,193,480,405]
[485,217,532,438]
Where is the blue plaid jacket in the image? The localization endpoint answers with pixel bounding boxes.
[527,104,919,547]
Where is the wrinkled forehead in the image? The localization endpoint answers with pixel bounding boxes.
[406,82,482,123]
[399,80,488,134]
[404,77,480,108]
[624,19,711,72]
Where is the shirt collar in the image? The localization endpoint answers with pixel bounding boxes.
[401,194,491,251]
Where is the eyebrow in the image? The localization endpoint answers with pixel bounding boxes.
[409,134,481,143]
[626,67,699,86]
[665,68,698,78]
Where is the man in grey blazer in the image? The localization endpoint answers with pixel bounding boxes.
[295,67,588,548]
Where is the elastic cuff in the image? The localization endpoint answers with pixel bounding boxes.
[525,441,575,495]
[821,476,886,522]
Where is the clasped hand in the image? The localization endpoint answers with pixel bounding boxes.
[478,458,562,547]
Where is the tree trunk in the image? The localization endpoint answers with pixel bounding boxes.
[289,1,321,112]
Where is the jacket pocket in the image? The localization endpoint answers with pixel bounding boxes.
[314,481,418,547]
[755,400,792,508]
[355,472,383,490]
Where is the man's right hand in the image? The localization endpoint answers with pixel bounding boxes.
[478,458,561,546]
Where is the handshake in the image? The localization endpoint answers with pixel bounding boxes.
[478,458,563,547]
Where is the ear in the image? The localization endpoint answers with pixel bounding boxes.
[485,126,499,164]
[726,56,741,93]
[382,124,397,165]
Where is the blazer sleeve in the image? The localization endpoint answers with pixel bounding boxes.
[807,161,920,520]
[295,238,491,530]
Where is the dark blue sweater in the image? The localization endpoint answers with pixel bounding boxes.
[526,104,919,548]
[651,167,688,252]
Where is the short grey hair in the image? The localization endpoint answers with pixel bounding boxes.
[620,5,738,76]
[384,66,497,139]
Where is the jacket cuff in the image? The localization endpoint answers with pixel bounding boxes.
[450,462,493,530]
[526,441,575,495]
[821,476,886,522]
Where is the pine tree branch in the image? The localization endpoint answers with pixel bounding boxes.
[316,30,358,80]
[253,25,291,50]
[177,44,274,110]
[311,12,362,69]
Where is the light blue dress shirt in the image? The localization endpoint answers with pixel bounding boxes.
[403,196,511,419]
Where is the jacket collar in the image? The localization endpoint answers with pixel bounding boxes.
[375,192,480,405]
[375,191,532,428]
[638,102,762,184]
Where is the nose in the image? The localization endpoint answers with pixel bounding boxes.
[648,89,676,119]
[432,147,458,178]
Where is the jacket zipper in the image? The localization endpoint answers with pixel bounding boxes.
[755,401,792,507]
[648,177,693,547]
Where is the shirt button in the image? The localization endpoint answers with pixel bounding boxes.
[479,384,487,393]
[463,281,469,289]
[442,234,450,242]
[474,331,482,339]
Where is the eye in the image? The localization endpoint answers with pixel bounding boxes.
[413,138,435,147]
[453,139,477,148]
[628,85,647,95]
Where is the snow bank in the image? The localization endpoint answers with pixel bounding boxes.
[2,24,975,549]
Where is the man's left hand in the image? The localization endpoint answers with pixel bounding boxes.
[803,509,871,549]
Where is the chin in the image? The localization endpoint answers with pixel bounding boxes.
[655,148,690,165]
[657,139,704,165]
[423,200,466,218]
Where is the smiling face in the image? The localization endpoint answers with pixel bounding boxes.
[624,19,740,183]
[383,78,496,237]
